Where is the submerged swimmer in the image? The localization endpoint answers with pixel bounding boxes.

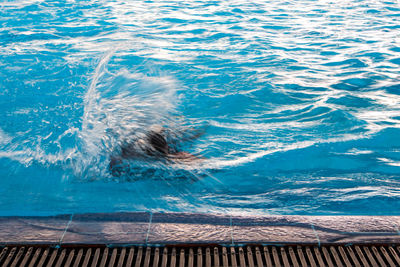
[109,127,201,176]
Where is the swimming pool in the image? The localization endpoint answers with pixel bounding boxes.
[1,0,400,216]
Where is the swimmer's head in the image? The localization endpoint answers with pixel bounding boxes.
[148,131,168,154]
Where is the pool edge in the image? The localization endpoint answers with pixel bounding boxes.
[0,212,399,246]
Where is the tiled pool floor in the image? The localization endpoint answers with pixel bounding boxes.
[0,213,399,246]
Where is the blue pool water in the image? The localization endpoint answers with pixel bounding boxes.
[1,0,400,216]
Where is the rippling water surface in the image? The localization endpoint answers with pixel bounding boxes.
[1,0,400,215]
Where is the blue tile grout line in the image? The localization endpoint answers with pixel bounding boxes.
[59,213,74,246]
[145,212,153,245]
[395,223,400,235]
[311,224,321,247]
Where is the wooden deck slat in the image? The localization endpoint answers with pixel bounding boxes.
[238,247,245,267]
[329,246,344,267]
[10,246,24,267]
[354,246,369,267]
[221,247,228,267]
[230,247,237,267]
[296,246,308,267]
[170,247,176,267]
[346,246,361,267]
[2,244,400,267]
[82,248,92,267]
[188,248,194,267]
[135,247,143,267]
[246,246,254,267]
[205,248,211,267]
[280,247,290,267]
[213,247,220,267]
[0,247,9,265]
[108,248,118,267]
[371,246,386,267]
[117,247,126,267]
[143,247,151,267]
[388,247,400,265]
[99,247,109,267]
[20,247,34,267]
[255,247,264,267]
[380,246,396,267]
[126,248,135,266]
[271,246,281,267]
[288,247,299,267]
[330,247,343,267]
[46,248,58,267]
[64,249,75,267]
[73,248,83,267]
[337,246,352,267]
[263,246,273,267]
[54,249,67,267]
[321,247,334,267]
[305,247,317,267]
[36,248,49,267]
[3,247,17,267]
[29,248,42,267]
[197,247,202,267]
[313,247,325,267]
[363,246,378,266]
[179,249,185,267]
[153,247,160,267]
[91,248,101,267]
[161,248,168,267]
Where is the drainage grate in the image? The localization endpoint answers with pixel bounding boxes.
[1,245,400,267]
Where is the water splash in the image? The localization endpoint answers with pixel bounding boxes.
[74,49,184,179]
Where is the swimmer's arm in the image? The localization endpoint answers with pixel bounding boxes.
[178,127,207,142]
[168,151,204,162]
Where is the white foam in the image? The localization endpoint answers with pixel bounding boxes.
[0,129,11,145]
[72,49,181,179]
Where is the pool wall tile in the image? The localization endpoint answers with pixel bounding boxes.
[390,217,400,233]
[147,223,232,244]
[147,212,232,244]
[0,215,71,245]
[306,216,400,232]
[307,216,400,244]
[151,212,231,225]
[231,215,307,226]
[316,232,400,244]
[61,230,148,244]
[60,212,150,245]
[231,215,318,244]
[1,213,400,245]
[231,225,319,244]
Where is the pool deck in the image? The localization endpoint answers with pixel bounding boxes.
[0,213,399,246]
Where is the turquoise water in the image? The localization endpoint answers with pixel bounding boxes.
[1,0,400,216]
